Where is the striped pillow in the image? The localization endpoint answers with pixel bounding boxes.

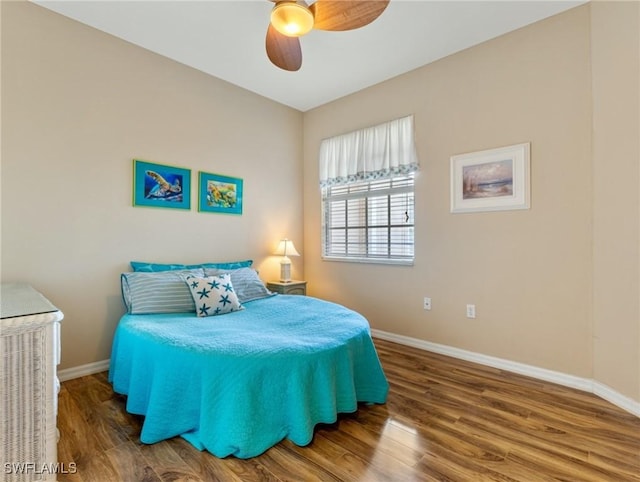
[121,269,205,314]
[203,267,274,303]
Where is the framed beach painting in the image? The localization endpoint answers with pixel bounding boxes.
[450,142,530,214]
[133,159,191,210]
[198,171,243,215]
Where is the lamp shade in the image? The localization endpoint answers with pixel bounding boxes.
[274,239,300,257]
[270,2,314,37]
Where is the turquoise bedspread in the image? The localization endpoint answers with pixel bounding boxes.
[108,295,388,458]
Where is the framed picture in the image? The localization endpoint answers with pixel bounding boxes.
[450,142,530,213]
[198,171,243,215]
[133,159,191,210]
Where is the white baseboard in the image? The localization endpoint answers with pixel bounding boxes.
[371,329,640,418]
[58,359,110,382]
[592,380,640,418]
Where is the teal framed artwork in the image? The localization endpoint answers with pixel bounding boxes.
[198,171,243,215]
[133,159,191,210]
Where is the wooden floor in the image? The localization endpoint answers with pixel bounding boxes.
[57,338,640,481]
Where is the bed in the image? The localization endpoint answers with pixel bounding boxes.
[108,263,389,458]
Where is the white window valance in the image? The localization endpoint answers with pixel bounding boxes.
[319,115,419,187]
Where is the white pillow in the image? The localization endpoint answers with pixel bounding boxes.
[184,273,243,317]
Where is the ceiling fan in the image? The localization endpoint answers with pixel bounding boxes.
[266,0,390,71]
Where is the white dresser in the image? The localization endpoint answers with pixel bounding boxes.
[1,284,63,482]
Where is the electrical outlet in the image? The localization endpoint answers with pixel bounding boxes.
[423,297,431,310]
[466,304,476,318]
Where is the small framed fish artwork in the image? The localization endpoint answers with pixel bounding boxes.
[133,159,191,210]
[198,171,243,215]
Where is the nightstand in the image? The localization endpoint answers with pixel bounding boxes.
[267,280,307,296]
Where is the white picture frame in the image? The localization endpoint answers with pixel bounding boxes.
[450,142,530,213]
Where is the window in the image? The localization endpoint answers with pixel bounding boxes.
[318,115,419,264]
[322,173,415,264]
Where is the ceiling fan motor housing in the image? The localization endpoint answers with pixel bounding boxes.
[270,1,315,37]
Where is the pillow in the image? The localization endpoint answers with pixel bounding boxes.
[184,273,243,317]
[121,269,205,314]
[199,260,253,270]
[130,260,253,272]
[203,267,274,303]
[129,262,187,272]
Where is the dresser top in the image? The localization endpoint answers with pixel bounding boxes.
[0,283,60,319]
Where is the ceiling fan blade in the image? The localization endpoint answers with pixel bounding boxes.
[310,0,389,31]
[266,23,303,71]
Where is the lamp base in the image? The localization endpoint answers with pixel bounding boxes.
[279,259,292,283]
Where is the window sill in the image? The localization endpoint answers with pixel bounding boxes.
[321,256,414,266]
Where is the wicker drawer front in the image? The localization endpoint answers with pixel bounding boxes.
[1,284,62,482]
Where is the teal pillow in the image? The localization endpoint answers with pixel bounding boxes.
[130,262,187,272]
[130,260,252,272]
[199,260,253,270]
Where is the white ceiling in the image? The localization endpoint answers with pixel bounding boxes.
[33,0,585,112]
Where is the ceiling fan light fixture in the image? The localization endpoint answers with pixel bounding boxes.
[270,2,314,37]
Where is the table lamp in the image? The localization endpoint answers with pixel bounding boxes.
[274,239,300,282]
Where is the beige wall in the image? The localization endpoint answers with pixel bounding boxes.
[1,2,304,370]
[591,1,640,402]
[305,5,595,377]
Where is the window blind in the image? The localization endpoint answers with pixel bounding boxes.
[322,174,415,263]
